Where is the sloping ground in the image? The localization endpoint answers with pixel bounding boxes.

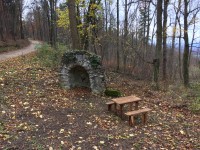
[0,54,199,149]
[0,40,39,62]
[0,39,30,53]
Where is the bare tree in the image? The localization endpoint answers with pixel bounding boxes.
[153,0,163,88]
[170,0,182,80]
[183,0,190,87]
[162,0,169,80]
[116,0,120,71]
[49,0,57,48]
[123,0,128,72]
[68,0,81,49]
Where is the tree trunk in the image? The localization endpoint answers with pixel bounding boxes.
[146,1,151,52]
[19,0,24,39]
[104,0,108,33]
[162,0,169,80]
[183,0,189,87]
[0,0,5,40]
[170,0,181,80]
[123,0,128,73]
[68,0,81,50]
[116,0,119,71]
[153,0,163,88]
[178,15,183,80]
[50,0,57,48]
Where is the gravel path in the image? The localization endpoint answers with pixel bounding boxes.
[0,40,40,62]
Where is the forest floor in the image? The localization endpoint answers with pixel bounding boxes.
[0,53,199,150]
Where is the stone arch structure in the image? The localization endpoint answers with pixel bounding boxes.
[60,50,106,93]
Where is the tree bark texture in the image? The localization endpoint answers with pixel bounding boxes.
[68,0,81,50]
[183,0,189,87]
[116,0,120,71]
[162,0,169,80]
[153,0,163,88]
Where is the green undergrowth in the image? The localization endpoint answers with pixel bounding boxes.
[167,82,200,114]
[104,89,122,97]
[189,82,200,113]
[0,91,6,106]
[35,43,68,68]
[189,98,200,113]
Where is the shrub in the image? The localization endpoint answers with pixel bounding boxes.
[104,89,122,97]
[35,43,68,68]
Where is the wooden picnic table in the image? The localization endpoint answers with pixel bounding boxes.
[112,95,142,118]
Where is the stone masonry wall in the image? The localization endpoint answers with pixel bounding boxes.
[60,50,106,94]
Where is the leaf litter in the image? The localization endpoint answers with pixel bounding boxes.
[0,53,199,149]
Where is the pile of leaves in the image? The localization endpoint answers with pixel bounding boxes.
[0,53,199,149]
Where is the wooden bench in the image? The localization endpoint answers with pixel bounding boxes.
[106,101,115,111]
[125,108,151,126]
[112,96,142,117]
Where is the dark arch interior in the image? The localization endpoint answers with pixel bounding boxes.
[69,66,90,88]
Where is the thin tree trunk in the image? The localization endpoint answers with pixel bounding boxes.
[123,0,128,73]
[146,1,151,53]
[50,0,57,48]
[153,0,163,89]
[104,0,108,33]
[170,0,181,80]
[189,10,200,66]
[162,0,169,80]
[0,0,5,40]
[19,0,24,39]
[183,0,189,87]
[68,0,81,50]
[116,0,120,71]
[178,15,183,80]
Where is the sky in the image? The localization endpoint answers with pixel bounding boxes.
[23,0,65,16]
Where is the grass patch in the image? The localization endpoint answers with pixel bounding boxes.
[104,89,122,97]
[190,66,200,80]
[0,90,7,106]
[189,98,200,113]
[0,121,4,133]
[189,82,200,113]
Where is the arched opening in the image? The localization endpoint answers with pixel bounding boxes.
[68,65,90,88]
[61,50,105,93]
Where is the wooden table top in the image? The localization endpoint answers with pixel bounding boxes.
[112,95,142,105]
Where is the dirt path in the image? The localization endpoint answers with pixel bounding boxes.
[0,40,40,62]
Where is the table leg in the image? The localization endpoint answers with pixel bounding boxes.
[119,104,124,118]
[114,103,117,114]
[129,116,132,126]
[143,113,147,124]
[131,116,135,126]
[129,102,133,111]
[135,101,139,110]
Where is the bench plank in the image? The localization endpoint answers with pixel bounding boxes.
[106,101,115,105]
[125,108,151,116]
[112,95,142,105]
[125,108,151,126]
